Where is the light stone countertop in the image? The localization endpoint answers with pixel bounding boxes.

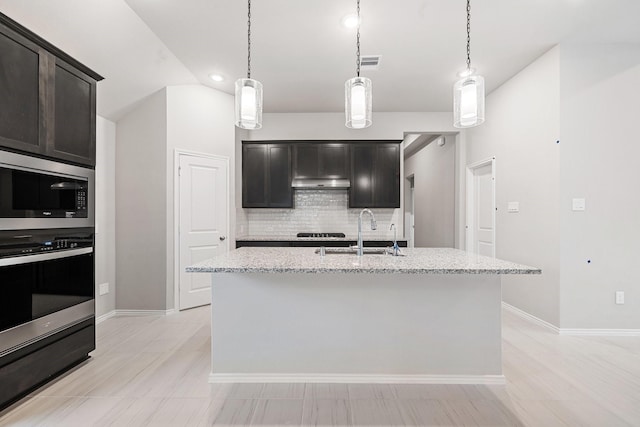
[187,247,541,275]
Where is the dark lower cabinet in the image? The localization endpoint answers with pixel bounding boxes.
[0,12,101,167]
[242,143,293,208]
[0,319,94,410]
[350,143,400,208]
[236,240,408,249]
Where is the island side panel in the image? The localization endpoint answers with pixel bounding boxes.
[210,272,502,382]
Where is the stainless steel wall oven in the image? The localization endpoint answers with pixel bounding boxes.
[0,150,96,409]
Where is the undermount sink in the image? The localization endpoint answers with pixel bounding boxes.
[314,247,402,256]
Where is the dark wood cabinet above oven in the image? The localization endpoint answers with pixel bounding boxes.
[0,12,102,168]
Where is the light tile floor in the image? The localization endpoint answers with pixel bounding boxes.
[1,305,639,426]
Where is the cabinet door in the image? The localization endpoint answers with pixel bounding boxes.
[242,144,269,207]
[374,144,400,208]
[268,144,293,207]
[349,144,375,208]
[319,144,348,179]
[50,60,96,166]
[292,144,319,178]
[349,143,400,208]
[0,27,43,155]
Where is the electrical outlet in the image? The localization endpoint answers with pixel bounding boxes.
[615,291,625,305]
[99,283,109,296]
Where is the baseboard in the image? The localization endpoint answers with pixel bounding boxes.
[96,310,116,324]
[502,302,640,336]
[113,309,175,317]
[558,328,640,337]
[208,373,506,385]
[95,309,177,324]
[502,302,560,334]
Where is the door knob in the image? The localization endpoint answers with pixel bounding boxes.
[219,236,226,241]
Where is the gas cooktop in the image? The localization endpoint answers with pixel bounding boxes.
[296,232,346,238]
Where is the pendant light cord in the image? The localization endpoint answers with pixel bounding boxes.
[466,0,471,72]
[247,0,252,79]
[356,0,361,77]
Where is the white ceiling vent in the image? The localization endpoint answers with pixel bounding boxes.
[360,55,382,70]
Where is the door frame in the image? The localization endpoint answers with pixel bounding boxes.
[465,157,496,257]
[173,149,230,311]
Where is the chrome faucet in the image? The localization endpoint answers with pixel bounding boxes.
[389,223,400,256]
[357,208,377,256]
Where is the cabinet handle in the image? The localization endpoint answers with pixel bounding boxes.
[219,236,226,241]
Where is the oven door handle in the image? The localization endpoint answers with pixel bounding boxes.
[0,247,93,267]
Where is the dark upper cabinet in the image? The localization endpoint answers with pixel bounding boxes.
[242,144,268,206]
[349,143,400,208]
[242,140,399,209]
[0,13,102,167]
[293,143,348,179]
[0,26,43,155]
[268,145,293,207]
[242,143,293,208]
[350,144,375,207]
[50,60,96,166]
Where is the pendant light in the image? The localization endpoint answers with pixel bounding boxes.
[235,0,263,129]
[345,0,372,129]
[453,0,485,128]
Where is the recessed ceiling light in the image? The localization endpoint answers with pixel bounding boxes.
[341,13,359,29]
[209,74,224,82]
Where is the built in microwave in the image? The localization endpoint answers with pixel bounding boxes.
[0,150,94,230]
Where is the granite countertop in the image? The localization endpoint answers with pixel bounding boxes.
[236,235,408,242]
[187,247,541,275]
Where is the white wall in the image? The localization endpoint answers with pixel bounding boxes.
[95,116,116,317]
[558,44,640,329]
[116,89,168,311]
[165,85,235,309]
[404,136,456,247]
[466,47,561,326]
[246,112,456,141]
[115,85,234,311]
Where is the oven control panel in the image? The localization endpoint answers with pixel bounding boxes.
[0,228,93,259]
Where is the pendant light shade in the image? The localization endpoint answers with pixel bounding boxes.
[453,74,484,128]
[235,0,262,130]
[235,78,263,129]
[345,76,372,129]
[453,0,485,129]
[345,0,372,129]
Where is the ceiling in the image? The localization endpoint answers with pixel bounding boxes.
[1,0,639,121]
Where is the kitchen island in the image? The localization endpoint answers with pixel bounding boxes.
[187,247,540,384]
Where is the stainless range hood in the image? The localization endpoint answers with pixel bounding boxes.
[291,178,351,189]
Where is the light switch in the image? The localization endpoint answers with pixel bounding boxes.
[507,202,519,213]
[572,198,586,211]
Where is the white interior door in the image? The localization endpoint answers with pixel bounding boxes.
[466,158,495,257]
[178,153,228,310]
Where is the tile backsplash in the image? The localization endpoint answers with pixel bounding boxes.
[239,190,400,239]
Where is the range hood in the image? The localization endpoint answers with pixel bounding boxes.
[291,178,351,189]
